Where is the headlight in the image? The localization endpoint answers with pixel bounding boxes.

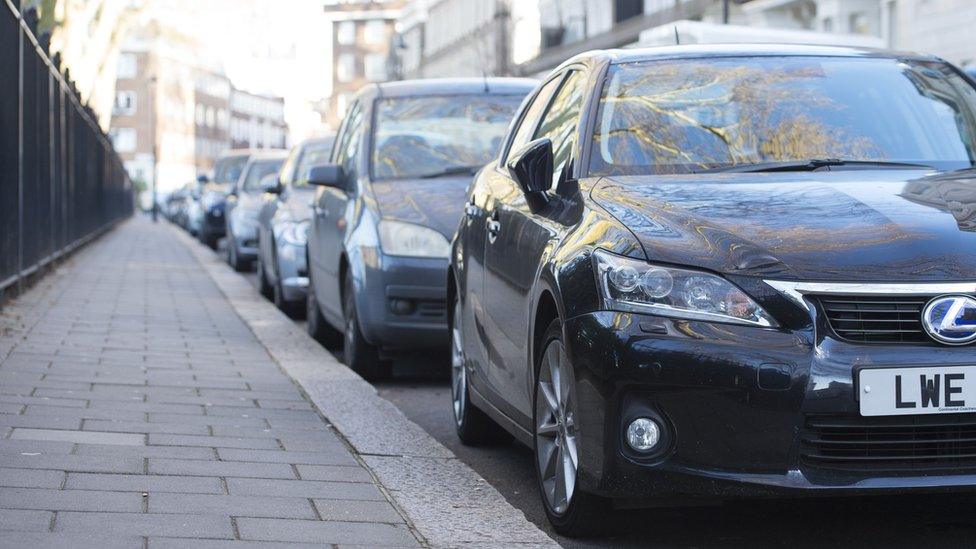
[592,249,777,327]
[377,220,450,259]
[279,220,309,246]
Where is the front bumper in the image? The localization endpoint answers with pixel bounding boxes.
[563,310,976,503]
[355,249,448,350]
[230,222,259,259]
[275,242,309,303]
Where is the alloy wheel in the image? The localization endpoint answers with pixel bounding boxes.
[450,299,466,427]
[535,338,578,515]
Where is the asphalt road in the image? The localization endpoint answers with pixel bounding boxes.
[226,246,976,548]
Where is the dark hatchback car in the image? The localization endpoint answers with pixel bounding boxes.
[257,136,335,315]
[197,150,253,249]
[306,78,535,380]
[449,44,976,535]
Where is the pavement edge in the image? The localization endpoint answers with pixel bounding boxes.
[170,224,559,549]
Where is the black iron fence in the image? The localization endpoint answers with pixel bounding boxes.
[1,0,134,295]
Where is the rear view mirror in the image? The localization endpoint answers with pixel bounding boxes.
[308,164,346,190]
[260,174,282,194]
[506,138,552,211]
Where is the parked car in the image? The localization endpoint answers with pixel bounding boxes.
[198,150,253,249]
[257,136,335,316]
[186,175,210,237]
[225,151,288,271]
[306,78,535,379]
[449,44,976,536]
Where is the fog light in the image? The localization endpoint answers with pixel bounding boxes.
[626,418,660,452]
[389,298,415,315]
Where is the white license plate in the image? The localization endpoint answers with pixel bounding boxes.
[859,366,976,416]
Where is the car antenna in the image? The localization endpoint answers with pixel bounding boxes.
[673,25,680,45]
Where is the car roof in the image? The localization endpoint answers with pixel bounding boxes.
[372,77,537,98]
[245,150,289,161]
[562,43,940,68]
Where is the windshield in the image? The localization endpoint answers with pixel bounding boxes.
[294,139,334,187]
[241,159,284,192]
[213,154,250,184]
[371,94,525,179]
[589,56,976,176]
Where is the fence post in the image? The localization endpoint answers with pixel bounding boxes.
[16,18,23,295]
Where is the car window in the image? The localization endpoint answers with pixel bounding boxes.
[533,70,585,190]
[241,159,284,193]
[293,138,335,187]
[334,101,365,186]
[371,94,525,180]
[589,57,976,175]
[213,155,249,185]
[504,77,563,163]
[278,147,301,186]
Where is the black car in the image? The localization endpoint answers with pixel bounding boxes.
[306,78,535,380]
[449,44,976,535]
[257,136,335,316]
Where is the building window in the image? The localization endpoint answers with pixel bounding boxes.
[110,127,137,153]
[336,92,352,118]
[117,54,137,79]
[337,53,357,83]
[364,53,387,82]
[363,20,387,45]
[337,21,356,45]
[822,17,834,32]
[206,107,216,128]
[114,91,137,116]
[849,12,869,34]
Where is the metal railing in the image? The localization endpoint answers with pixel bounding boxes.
[1,0,134,295]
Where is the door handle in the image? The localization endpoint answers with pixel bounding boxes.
[464,202,478,218]
[486,217,501,243]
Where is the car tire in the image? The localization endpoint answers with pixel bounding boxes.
[257,252,274,299]
[306,269,342,348]
[534,319,608,538]
[451,291,511,446]
[342,272,390,381]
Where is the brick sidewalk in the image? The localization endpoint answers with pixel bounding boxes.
[0,216,421,548]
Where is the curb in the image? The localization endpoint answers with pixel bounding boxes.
[171,224,559,548]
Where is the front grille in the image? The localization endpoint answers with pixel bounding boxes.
[815,295,930,343]
[801,414,976,472]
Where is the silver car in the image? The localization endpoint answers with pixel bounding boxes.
[256,137,335,316]
[225,151,287,271]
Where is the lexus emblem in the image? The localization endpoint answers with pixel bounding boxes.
[922,295,976,345]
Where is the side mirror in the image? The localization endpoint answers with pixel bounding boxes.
[260,174,282,194]
[308,164,346,190]
[196,174,209,184]
[506,137,552,211]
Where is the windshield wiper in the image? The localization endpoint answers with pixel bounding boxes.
[696,159,934,174]
[418,165,481,178]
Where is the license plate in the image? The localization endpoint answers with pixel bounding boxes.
[859,366,976,416]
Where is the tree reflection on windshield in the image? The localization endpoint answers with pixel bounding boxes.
[372,94,524,179]
[590,57,976,175]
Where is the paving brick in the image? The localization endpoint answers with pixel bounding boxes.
[0,403,25,414]
[65,473,223,494]
[148,539,322,549]
[0,488,143,512]
[313,499,404,524]
[0,508,54,532]
[74,443,216,460]
[0,454,143,474]
[296,465,372,483]
[0,532,143,549]
[149,413,268,427]
[0,468,64,489]
[217,448,358,467]
[236,518,418,546]
[55,512,234,539]
[0,415,82,430]
[26,406,147,421]
[149,493,316,519]
[83,419,210,435]
[226,478,385,500]
[10,428,145,446]
[148,458,296,479]
[148,434,282,449]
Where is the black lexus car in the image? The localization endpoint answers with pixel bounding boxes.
[448,44,976,536]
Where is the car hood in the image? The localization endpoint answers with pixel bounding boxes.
[592,170,976,281]
[371,177,471,237]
